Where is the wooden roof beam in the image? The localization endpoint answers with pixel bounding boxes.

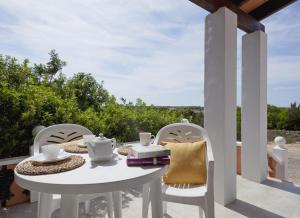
[189,0,265,33]
[250,0,297,21]
[240,0,268,13]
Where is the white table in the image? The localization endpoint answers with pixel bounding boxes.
[14,150,167,218]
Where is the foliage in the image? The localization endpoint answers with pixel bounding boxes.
[267,105,288,129]
[32,49,66,83]
[176,107,203,127]
[0,52,299,158]
[65,73,109,111]
[284,102,300,130]
[0,53,184,158]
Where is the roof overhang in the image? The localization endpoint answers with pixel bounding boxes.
[189,0,297,33]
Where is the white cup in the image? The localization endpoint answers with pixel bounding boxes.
[42,144,61,160]
[139,132,155,146]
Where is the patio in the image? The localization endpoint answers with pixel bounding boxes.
[1,0,299,218]
[5,176,300,218]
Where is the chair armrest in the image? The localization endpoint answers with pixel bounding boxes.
[206,139,214,196]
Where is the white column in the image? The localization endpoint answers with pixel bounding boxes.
[204,7,237,205]
[241,30,268,182]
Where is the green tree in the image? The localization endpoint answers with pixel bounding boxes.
[101,100,138,141]
[47,50,67,83]
[32,50,66,83]
[134,100,182,136]
[178,108,204,126]
[284,102,300,130]
[32,63,48,83]
[267,105,286,129]
[1,51,300,159]
[277,109,288,129]
[65,73,109,111]
[0,55,33,88]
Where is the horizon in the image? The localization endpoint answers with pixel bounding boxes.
[124,104,292,108]
[0,0,299,107]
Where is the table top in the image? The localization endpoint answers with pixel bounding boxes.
[14,144,167,194]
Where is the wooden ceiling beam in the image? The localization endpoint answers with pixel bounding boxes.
[189,0,265,33]
[250,0,297,21]
[240,0,268,13]
[231,0,248,6]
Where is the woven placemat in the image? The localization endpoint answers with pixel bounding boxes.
[63,140,88,153]
[117,145,133,156]
[16,155,85,175]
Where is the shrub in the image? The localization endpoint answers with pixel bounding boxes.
[1,52,299,158]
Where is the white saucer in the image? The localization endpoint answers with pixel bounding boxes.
[32,150,71,163]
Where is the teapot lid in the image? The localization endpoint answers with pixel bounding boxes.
[95,133,111,143]
[99,133,106,139]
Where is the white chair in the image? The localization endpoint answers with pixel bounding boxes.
[142,121,215,218]
[33,124,113,218]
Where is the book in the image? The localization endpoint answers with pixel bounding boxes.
[127,153,170,166]
[130,145,171,159]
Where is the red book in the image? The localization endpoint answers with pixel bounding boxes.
[127,153,170,166]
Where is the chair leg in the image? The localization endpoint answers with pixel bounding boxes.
[198,206,204,218]
[149,178,163,218]
[84,200,91,214]
[205,197,215,218]
[163,201,167,215]
[142,183,150,218]
[38,193,54,218]
[106,192,114,218]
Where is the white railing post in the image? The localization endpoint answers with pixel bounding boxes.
[272,136,288,181]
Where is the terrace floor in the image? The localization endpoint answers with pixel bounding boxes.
[3,176,300,218]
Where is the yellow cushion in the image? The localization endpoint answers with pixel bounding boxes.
[162,140,207,185]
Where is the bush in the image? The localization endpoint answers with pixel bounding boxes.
[284,103,300,130]
[0,52,299,158]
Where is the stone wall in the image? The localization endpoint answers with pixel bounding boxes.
[268,130,300,143]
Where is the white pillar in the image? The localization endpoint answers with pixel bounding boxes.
[241,30,268,183]
[204,7,237,205]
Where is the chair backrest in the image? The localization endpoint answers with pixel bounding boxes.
[33,124,93,155]
[154,122,205,144]
[155,122,214,195]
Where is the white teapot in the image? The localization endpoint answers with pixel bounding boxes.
[85,133,116,161]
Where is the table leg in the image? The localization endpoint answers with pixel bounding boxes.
[60,194,79,218]
[150,178,163,218]
[38,193,53,218]
[142,183,150,218]
[112,191,122,218]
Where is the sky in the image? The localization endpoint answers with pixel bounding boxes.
[0,0,299,106]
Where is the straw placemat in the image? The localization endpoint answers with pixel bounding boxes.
[117,145,133,156]
[63,140,88,153]
[16,155,85,175]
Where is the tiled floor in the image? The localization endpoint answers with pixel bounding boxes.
[2,176,300,218]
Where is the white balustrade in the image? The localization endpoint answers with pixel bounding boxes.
[272,136,288,181]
